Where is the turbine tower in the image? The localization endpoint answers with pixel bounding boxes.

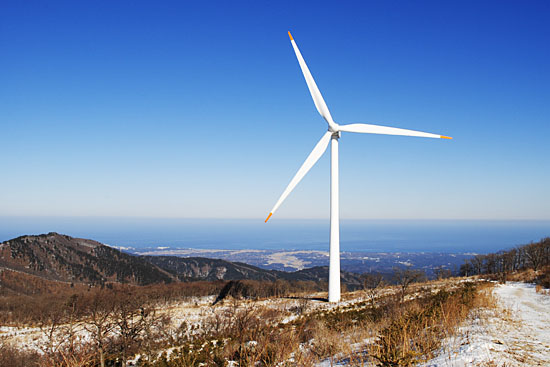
[265,32,452,303]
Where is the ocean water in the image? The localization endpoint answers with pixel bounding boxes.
[1,217,549,254]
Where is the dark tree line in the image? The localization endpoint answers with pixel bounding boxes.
[459,237,550,278]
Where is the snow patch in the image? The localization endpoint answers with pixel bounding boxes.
[420,282,550,367]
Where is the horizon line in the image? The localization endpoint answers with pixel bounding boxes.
[1,215,550,222]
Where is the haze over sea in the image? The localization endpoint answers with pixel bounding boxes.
[1,217,548,254]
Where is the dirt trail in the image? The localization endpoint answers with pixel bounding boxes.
[420,282,550,367]
[492,282,550,365]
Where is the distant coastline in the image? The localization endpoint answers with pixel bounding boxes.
[132,247,474,274]
[1,217,548,255]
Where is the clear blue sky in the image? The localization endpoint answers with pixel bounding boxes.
[1,0,549,220]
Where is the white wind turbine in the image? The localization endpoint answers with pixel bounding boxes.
[265,32,452,303]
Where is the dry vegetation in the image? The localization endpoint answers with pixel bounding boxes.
[0,273,490,367]
[460,237,550,283]
[2,235,548,366]
[460,237,550,298]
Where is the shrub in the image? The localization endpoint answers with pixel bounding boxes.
[536,266,550,289]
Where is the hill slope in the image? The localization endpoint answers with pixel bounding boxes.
[145,255,363,289]
[0,233,364,290]
[143,256,280,281]
[0,233,175,285]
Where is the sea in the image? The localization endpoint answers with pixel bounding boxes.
[1,217,549,254]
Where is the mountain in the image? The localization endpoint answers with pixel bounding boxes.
[0,233,364,291]
[143,256,281,281]
[0,233,175,286]
[144,255,363,289]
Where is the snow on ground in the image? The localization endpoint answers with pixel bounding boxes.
[0,292,341,354]
[420,282,550,367]
[0,295,218,354]
[7,278,540,367]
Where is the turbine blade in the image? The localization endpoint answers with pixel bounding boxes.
[266,131,332,222]
[338,123,452,139]
[288,31,336,129]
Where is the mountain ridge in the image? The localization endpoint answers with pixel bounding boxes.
[0,232,175,286]
[0,233,363,291]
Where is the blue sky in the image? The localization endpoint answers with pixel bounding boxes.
[1,0,549,220]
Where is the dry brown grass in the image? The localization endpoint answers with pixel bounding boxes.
[535,284,550,295]
[0,343,40,367]
[366,282,480,366]
[504,269,538,283]
[473,282,498,308]
[3,278,492,367]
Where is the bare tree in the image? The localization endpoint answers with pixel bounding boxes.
[460,260,473,277]
[543,238,550,267]
[60,294,83,357]
[471,255,485,275]
[53,343,96,367]
[392,267,425,302]
[139,308,172,364]
[362,273,385,306]
[37,299,66,359]
[525,242,545,271]
[434,266,452,280]
[515,246,527,270]
[112,290,156,366]
[83,290,115,367]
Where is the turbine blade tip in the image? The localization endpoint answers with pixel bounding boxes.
[441,135,453,140]
[288,31,293,40]
[265,213,273,223]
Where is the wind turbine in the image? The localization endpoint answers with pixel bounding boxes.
[265,32,452,303]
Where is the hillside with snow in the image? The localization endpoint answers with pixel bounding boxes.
[1,260,549,366]
[421,282,550,367]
